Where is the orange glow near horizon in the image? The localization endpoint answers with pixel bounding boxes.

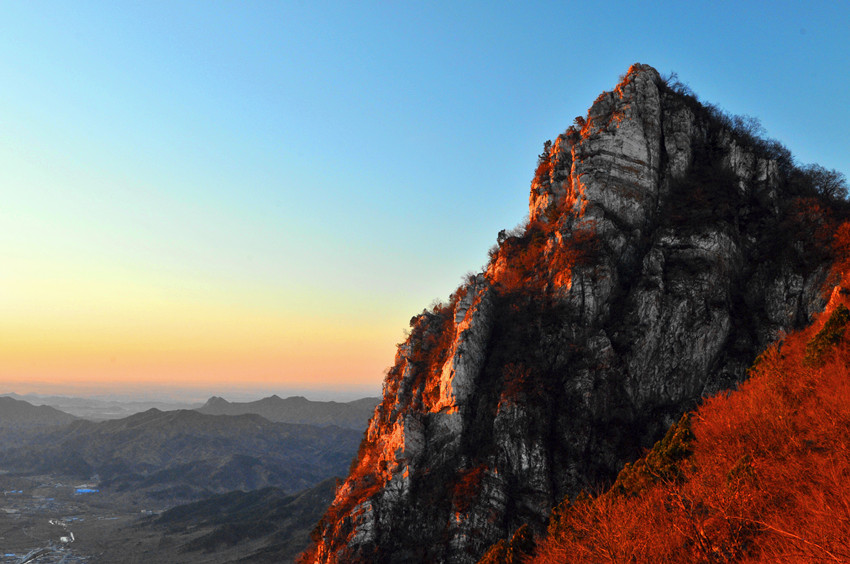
[1,331,391,390]
[0,263,398,399]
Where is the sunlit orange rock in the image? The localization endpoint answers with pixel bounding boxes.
[302,63,841,564]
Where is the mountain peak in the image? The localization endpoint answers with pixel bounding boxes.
[303,64,841,563]
[203,396,229,407]
[624,61,661,80]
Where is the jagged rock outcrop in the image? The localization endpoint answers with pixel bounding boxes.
[304,64,835,563]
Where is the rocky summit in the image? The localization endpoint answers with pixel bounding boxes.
[302,64,838,563]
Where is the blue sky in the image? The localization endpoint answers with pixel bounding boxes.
[1,1,848,400]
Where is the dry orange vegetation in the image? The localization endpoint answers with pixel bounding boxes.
[487,206,598,296]
[488,282,850,563]
[487,127,598,297]
[478,221,850,563]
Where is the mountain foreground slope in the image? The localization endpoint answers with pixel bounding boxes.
[302,64,847,563]
[482,284,850,562]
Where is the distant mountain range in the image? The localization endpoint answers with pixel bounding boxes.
[0,408,361,502]
[197,395,379,430]
[1,392,200,420]
[0,396,78,428]
[0,394,372,561]
[1,393,380,428]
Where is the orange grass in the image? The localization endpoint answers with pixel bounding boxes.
[527,302,850,563]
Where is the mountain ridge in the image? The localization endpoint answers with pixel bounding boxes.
[196,394,380,430]
[0,396,78,429]
[1,392,200,420]
[0,408,361,501]
[303,63,844,563]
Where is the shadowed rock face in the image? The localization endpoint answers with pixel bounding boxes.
[306,64,833,564]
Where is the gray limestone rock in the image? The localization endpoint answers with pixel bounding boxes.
[307,64,833,564]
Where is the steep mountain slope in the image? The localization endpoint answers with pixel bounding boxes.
[303,64,843,563]
[0,409,360,501]
[499,283,850,563]
[197,395,379,430]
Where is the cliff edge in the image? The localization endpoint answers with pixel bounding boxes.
[303,64,838,563]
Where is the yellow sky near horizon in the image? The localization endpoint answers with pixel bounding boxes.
[1,257,400,397]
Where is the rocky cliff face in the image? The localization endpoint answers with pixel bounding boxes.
[304,64,835,563]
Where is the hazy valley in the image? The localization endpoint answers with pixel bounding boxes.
[0,395,377,563]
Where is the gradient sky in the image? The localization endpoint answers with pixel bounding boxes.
[1,1,848,401]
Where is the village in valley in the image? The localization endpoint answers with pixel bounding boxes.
[1,472,161,563]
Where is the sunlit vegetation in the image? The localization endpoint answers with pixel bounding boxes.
[485,123,600,297]
[400,302,458,412]
[534,140,555,184]
[487,210,599,296]
[480,293,850,563]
